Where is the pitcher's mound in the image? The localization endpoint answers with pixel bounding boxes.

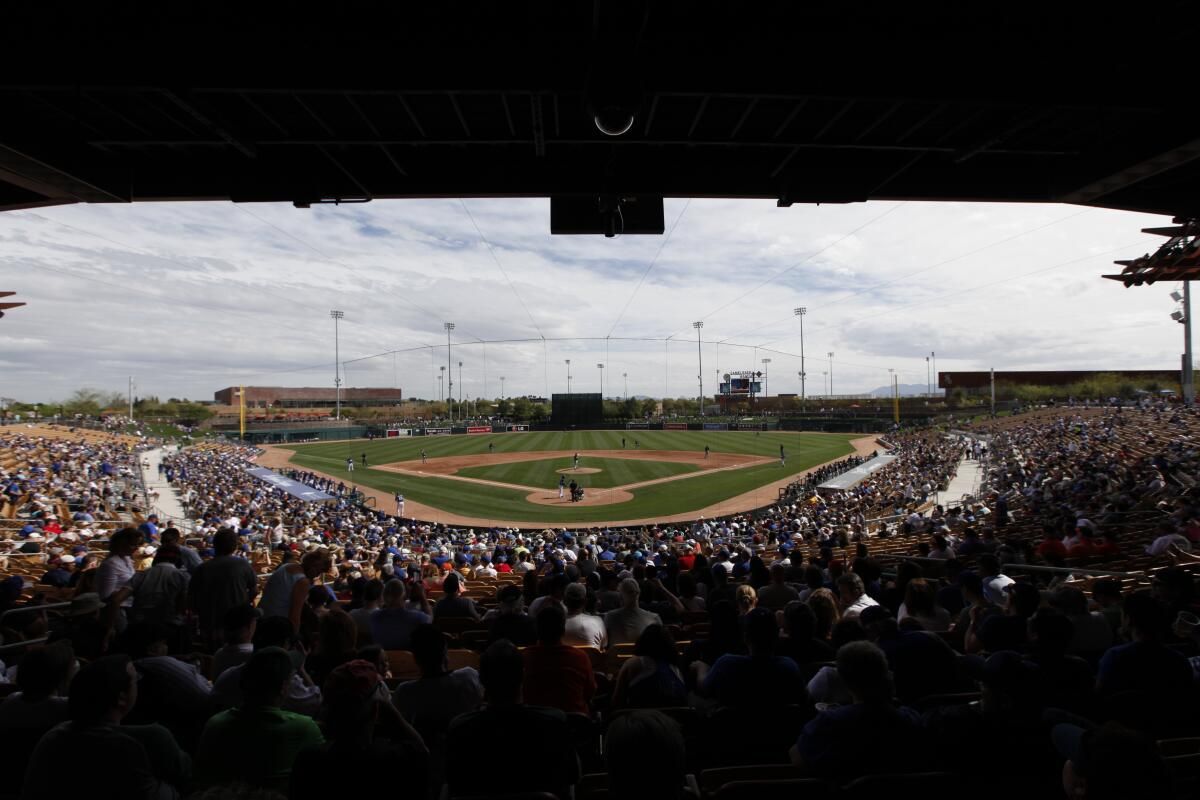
[556,467,601,475]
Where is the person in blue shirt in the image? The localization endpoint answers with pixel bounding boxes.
[1097,591,1192,695]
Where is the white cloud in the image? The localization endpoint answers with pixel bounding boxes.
[0,198,1178,403]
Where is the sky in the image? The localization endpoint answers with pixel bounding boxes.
[0,197,1182,405]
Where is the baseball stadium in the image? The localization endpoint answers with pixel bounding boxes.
[5,5,1200,800]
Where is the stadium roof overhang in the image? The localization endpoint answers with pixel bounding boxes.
[4,2,1200,230]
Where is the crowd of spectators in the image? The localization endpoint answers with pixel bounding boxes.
[4,408,1200,798]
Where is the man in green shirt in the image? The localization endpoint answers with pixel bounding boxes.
[193,647,323,792]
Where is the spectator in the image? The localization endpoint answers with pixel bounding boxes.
[700,607,804,707]
[258,549,332,631]
[289,660,427,800]
[347,578,383,643]
[483,583,537,646]
[212,604,257,679]
[606,710,687,800]
[522,604,596,714]
[756,563,800,610]
[94,526,142,632]
[790,641,926,778]
[24,655,190,800]
[1053,722,1169,800]
[304,608,358,688]
[807,588,841,642]
[194,647,324,791]
[433,572,480,621]
[129,544,190,637]
[188,527,258,647]
[160,527,202,575]
[835,573,878,620]
[562,582,607,650]
[212,616,321,717]
[445,640,580,798]
[369,579,430,651]
[1096,591,1192,695]
[0,640,75,735]
[611,624,688,709]
[897,578,952,632]
[604,578,663,646]
[1050,586,1113,661]
[776,601,837,668]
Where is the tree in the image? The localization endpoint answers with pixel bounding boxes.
[511,397,533,420]
[496,398,512,418]
[64,388,105,416]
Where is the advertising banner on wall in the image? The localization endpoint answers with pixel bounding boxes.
[425,427,451,436]
[467,426,491,434]
[664,422,689,430]
[703,422,729,431]
[507,424,529,432]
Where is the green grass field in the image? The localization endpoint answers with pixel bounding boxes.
[285,429,861,523]
[455,455,700,489]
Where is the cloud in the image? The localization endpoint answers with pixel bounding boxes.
[0,198,1178,403]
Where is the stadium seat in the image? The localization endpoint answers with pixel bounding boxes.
[699,764,805,798]
[385,650,421,681]
[841,772,956,797]
[713,778,832,800]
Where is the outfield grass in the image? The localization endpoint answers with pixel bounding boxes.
[286,430,860,523]
[455,455,700,489]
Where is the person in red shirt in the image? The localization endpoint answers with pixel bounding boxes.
[495,556,513,573]
[1035,530,1068,561]
[521,604,596,715]
[676,544,696,572]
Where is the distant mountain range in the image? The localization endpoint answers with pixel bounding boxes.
[867,383,934,397]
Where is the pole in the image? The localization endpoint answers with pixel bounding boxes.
[444,322,455,422]
[128,376,133,421]
[330,310,344,420]
[990,367,996,418]
[893,373,900,424]
[932,351,937,397]
[828,352,834,397]
[500,376,505,400]
[795,307,807,409]
[238,386,246,440]
[1185,281,1195,406]
[926,356,931,398]
[623,372,628,402]
[693,321,704,417]
[566,359,571,396]
[458,361,463,415]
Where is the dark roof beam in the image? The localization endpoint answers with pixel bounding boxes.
[813,99,853,140]
[530,92,546,157]
[345,95,407,177]
[82,91,152,137]
[395,94,426,138]
[317,146,372,198]
[895,102,947,144]
[448,93,471,137]
[239,93,290,136]
[852,101,900,142]
[293,95,336,136]
[687,96,710,139]
[1059,136,1200,205]
[160,90,257,158]
[772,99,807,139]
[728,97,758,139]
[500,93,516,137]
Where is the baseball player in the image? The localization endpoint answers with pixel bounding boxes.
[488,442,494,454]
[421,449,427,464]
[779,444,786,467]
[361,452,368,466]
[346,457,354,472]
[704,445,710,459]
[395,492,405,517]
[559,475,566,498]
[573,452,580,469]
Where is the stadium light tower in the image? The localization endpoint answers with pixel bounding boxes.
[439,366,445,402]
[597,363,604,396]
[565,359,572,395]
[693,321,704,417]
[330,310,344,420]
[761,358,771,397]
[827,352,834,397]
[458,361,463,413]
[500,376,505,400]
[822,370,828,397]
[444,322,455,422]
[623,372,628,401]
[794,307,807,409]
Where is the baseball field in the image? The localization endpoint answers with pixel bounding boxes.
[268,429,870,527]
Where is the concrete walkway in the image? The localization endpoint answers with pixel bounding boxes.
[941,456,984,507]
[139,445,191,531]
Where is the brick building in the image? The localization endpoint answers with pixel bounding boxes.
[213,386,402,408]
